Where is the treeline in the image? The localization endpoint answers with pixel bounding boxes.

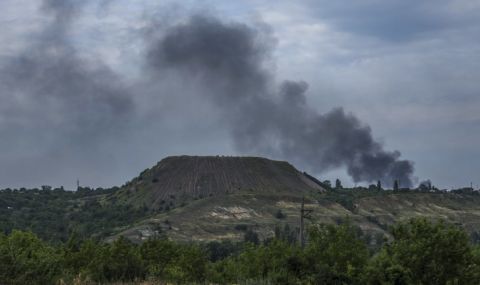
[1,218,480,284]
[0,187,148,242]
[2,185,480,245]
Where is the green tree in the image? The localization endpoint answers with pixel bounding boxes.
[275,209,286,219]
[0,230,62,284]
[244,229,260,245]
[140,238,179,279]
[274,224,297,245]
[71,239,104,281]
[228,239,303,284]
[323,180,332,188]
[104,236,145,281]
[61,231,86,280]
[163,244,207,283]
[304,222,369,283]
[364,218,477,284]
[139,238,207,283]
[335,179,343,189]
[206,257,239,284]
[205,240,240,262]
[78,236,145,282]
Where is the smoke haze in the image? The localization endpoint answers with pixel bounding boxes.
[0,0,135,187]
[0,1,416,188]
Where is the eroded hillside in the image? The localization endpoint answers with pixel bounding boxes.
[113,189,480,243]
[3,156,480,245]
[111,156,325,210]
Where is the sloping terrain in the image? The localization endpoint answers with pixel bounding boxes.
[102,156,480,243]
[110,156,325,209]
[4,155,480,245]
[113,188,480,243]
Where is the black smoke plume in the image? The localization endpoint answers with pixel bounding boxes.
[0,3,415,188]
[146,15,415,187]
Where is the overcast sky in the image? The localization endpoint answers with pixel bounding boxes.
[0,0,479,190]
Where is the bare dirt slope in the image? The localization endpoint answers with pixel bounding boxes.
[106,156,480,244]
[113,191,480,243]
[113,156,325,209]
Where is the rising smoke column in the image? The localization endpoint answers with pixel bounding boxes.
[146,15,415,187]
[0,2,415,188]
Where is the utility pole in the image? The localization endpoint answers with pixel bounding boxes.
[299,197,313,248]
[76,179,80,190]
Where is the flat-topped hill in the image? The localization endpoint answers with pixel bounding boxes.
[4,155,480,244]
[114,156,325,209]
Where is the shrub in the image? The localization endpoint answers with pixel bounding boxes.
[364,218,478,284]
[274,209,286,219]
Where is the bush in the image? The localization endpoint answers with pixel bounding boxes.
[364,218,478,284]
[2,218,480,284]
[214,240,304,284]
[274,209,286,219]
[234,224,248,231]
[140,238,207,283]
[244,230,259,245]
[0,231,62,284]
[303,222,369,283]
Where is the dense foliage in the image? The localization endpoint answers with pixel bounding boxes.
[0,187,149,243]
[1,218,479,284]
[2,185,479,245]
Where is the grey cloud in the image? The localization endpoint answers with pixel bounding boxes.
[0,1,425,189]
[1,0,134,137]
[0,0,135,187]
[305,0,480,42]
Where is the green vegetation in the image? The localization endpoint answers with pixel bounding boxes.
[0,187,148,243]
[4,185,480,245]
[364,218,480,284]
[3,158,480,284]
[4,156,480,245]
[1,218,480,284]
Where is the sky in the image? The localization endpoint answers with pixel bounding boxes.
[0,0,479,190]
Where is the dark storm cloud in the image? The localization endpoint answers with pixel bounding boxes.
[147,15,415,187]
[305,0,480,42]
[0,0,133,138]
[0,0,135,187]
